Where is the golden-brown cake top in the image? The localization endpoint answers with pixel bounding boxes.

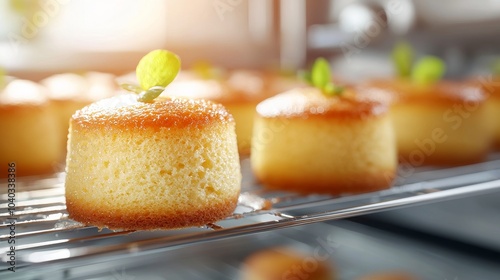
[256,86,388,120]
[71,94,234,129]
[161,70,305,105]
[364,79,486,105]
[0,79,47,106]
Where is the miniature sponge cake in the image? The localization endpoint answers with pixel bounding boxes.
[0,80,63,177]
[251,87,397,195]
[241,247,335,280]
[365,79,492,165]
[65,94,241,230]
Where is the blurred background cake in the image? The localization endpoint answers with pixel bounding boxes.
[241,246,335,280]
[251,86,397,195]
[0,79,63,177]
[41,72,119,148]
[161,69,305,154]
[364,79,493,165]
[473,76,500,149]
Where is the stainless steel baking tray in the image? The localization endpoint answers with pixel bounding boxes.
[1,153,500,278]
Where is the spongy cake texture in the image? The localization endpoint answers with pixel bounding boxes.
[365,79,492,165]
[251,88,396,195]
[0,80,63,177]
[65,94,241,230]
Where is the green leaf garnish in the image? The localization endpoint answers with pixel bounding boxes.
[137,86,165,102]
[136,49,181,90]
[311,58,331,89]
[307,58,344,96]
[411,56,446,85]
[392,41,413,78]
[121,49,181,102]
[391,42,446,85]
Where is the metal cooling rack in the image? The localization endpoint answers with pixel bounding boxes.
[1,154,500,277]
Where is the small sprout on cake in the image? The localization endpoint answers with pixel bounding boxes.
[392,41,414,78]
[121,49,181,102]
[411,56,446,85]
[136,86,166,101]
[137,49,181,90]
[304,57,344,96]
[391,41,446,85]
